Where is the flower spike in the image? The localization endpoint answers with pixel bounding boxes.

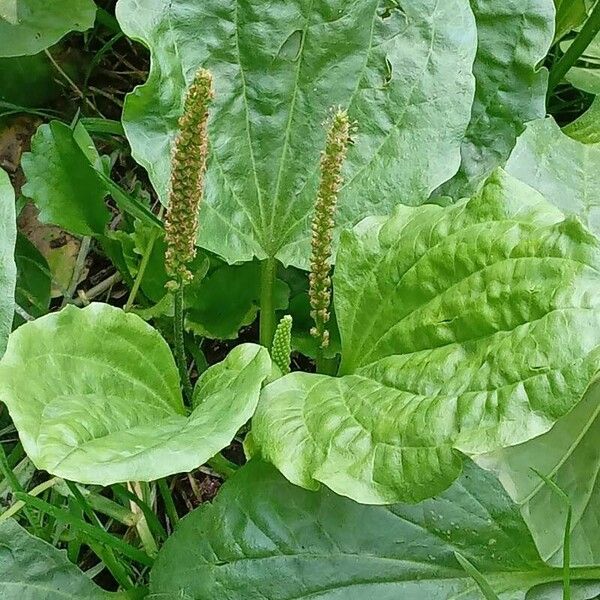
[271,315,293,375]
[165,68,214,289]
[309,108,351,349]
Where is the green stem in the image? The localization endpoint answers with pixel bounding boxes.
[174,284,193,403]
[548,1,600,93]
[315,353,338,376]
[157,478,179,528]
[259,258,277,348]
[15,492,154,567]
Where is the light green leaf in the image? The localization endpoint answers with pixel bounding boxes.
[251,169,600,504]
[0,0,97,58]
[479,377,600,568]
[116,0,477,267]
[439,0,554,197]
[506,117,600,238]
[150,459,600,599]
[21,121,110,236]
[564,96,600,144]
[0,168,16,358]
[0,519,115,599]
[0,303,271,485]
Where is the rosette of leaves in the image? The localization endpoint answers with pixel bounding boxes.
[249,170,600,504]
[0,303,271,485]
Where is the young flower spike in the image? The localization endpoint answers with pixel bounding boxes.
[164,68,214,289]
[271,315,293,375]
[309,108,351,349]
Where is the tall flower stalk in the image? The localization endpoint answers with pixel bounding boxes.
[309,109,350,368]
[165,68,213,401]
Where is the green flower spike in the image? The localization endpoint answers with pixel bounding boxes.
[164,68,214,290]
[309,108,351,349]
[271,314,293,375]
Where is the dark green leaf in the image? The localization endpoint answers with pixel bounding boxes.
[150,460,600,599]
[0,519,113,598]
[13,232,51,326]
[21,121,110,236]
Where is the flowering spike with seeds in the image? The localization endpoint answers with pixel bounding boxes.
[309,108,351,349]
[164,68,214,290]
[271,315,293,375]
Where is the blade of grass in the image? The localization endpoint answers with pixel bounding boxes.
[157,478,179,528]
[95,170,164,230]
[80,117,125,136]
[112,483,166,543]
[0,445,40,535]
[454,552,501,600]
[15,492,153,567]
[0,476,59,523]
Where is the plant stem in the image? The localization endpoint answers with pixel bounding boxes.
[157,478,179,528]
[548,1,600,93]
[174,284,193,402]
[315,353,338,376]
[259,257,277,347]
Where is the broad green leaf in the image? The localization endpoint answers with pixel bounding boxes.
[13,233,51,326]
[506,117,600,238]
[21,121,110,236]
[0,303,271,485]
[0,519,115,599]
[564,97,600,144]
[251,169,600,504]
[0,168,16,358]
[439,0,554,197]
[185,261,289,339]
[150,459,600,599]
[479,377,600,568]
[116,0,477,267]
[554,0,588,41]
[0,0,96,58]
